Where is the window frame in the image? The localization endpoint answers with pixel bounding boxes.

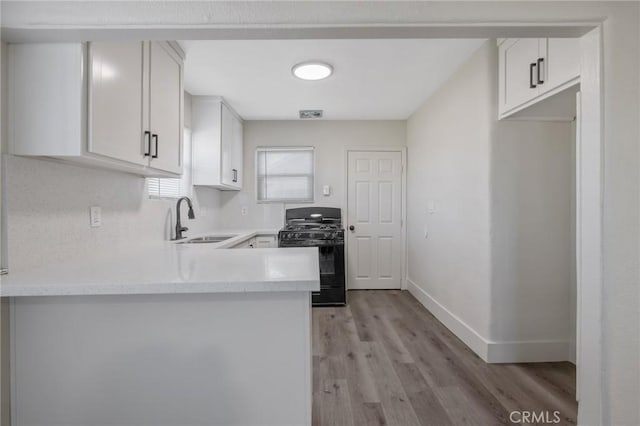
[254,146,315,204]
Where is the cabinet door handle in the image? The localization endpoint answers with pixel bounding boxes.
[536,57,545,85]
[232,169,238,183]
[151,134,158,159]
[529,62,537,89]
[144,131,151,157]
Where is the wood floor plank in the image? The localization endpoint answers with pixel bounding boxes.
[348,291,378,342]
[435,386,502,426]
[312,290,578,426]
[361,341,422,426]
[313,355,321,426]
[318,379,355,426]
[319,309,352,357]
[318,355,347,381]
[344,350,385,426]
[337,306,364,349]
[360,402,388,426]
[313,355,320,393]
[344,350,380,404]
[312,306,322,356]
[351,290,414,364]
[391,361,453,426]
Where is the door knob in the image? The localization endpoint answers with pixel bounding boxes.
[349,225,355,231]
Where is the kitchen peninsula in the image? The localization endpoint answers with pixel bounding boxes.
[1,239,318,426]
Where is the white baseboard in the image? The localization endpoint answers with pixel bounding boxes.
[406,279,570,364]
[487,340,571,363]
[407,279,490,361]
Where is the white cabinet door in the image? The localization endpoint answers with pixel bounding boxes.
[543,38,581,90]
[9,43,85,156]
[255,236,276,248]
[500,38,541,113]
[220,103,235,187]
[192,98,222,186]
[347,151,403,289]
[231,113,244,188]
[88,42,147,166]
[191,96,243,190]
[148,42,183,174]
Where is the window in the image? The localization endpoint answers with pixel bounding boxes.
[147,129,192,198]
[256,147,314,203]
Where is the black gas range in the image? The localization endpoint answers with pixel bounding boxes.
[278,207,346,306]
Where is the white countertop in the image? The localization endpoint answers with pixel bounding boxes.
[0,230,321,297]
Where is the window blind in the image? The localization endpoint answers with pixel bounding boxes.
[256,147,314,203]
[147,129,192,198]
[147,177,183,198]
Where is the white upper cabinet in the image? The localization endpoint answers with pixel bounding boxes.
[147,42,183,175]
[544,38,581,90]
[88,42,148,167]
[9,41,184,177]
[192,96,244,190]
[498,38,580,119]
[500,38,542,112]
[231,113,244,188]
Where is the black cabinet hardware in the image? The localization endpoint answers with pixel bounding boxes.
[152,134,158,159]
[529,62,537,88]
[144,131,151,157]
[232,168,238,183]
[349,225,355,231]
[537,57,545,84]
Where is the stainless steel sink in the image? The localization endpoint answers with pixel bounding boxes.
[178,235,237,244]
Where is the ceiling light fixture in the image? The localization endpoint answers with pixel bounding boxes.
[292,61,333,81]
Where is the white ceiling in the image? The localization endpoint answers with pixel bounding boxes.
[180,39,486,120]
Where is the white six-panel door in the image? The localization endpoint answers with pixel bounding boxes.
[347,150,402,289]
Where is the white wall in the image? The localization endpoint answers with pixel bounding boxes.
[4,156,222,272]
[0,37,9,426]
[601,8,640,424]
[406,42,493,342]
[407,40,574,362]
[216,120,406,229]
[491,120,574,345]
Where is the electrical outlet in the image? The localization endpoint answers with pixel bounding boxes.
[90,206,102,228]
[241,206,248,216]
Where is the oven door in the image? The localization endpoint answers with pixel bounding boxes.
[314,243,346,306]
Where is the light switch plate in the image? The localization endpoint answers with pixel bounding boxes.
[322,185,331,196]
[241,206,248,216]
[90,206,102,228]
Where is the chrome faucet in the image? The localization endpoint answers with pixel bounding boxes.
[174,196,195,240]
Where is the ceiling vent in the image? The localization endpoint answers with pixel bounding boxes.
[299,110,323,119]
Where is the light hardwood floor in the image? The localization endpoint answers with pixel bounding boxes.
[312,290,577,426]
